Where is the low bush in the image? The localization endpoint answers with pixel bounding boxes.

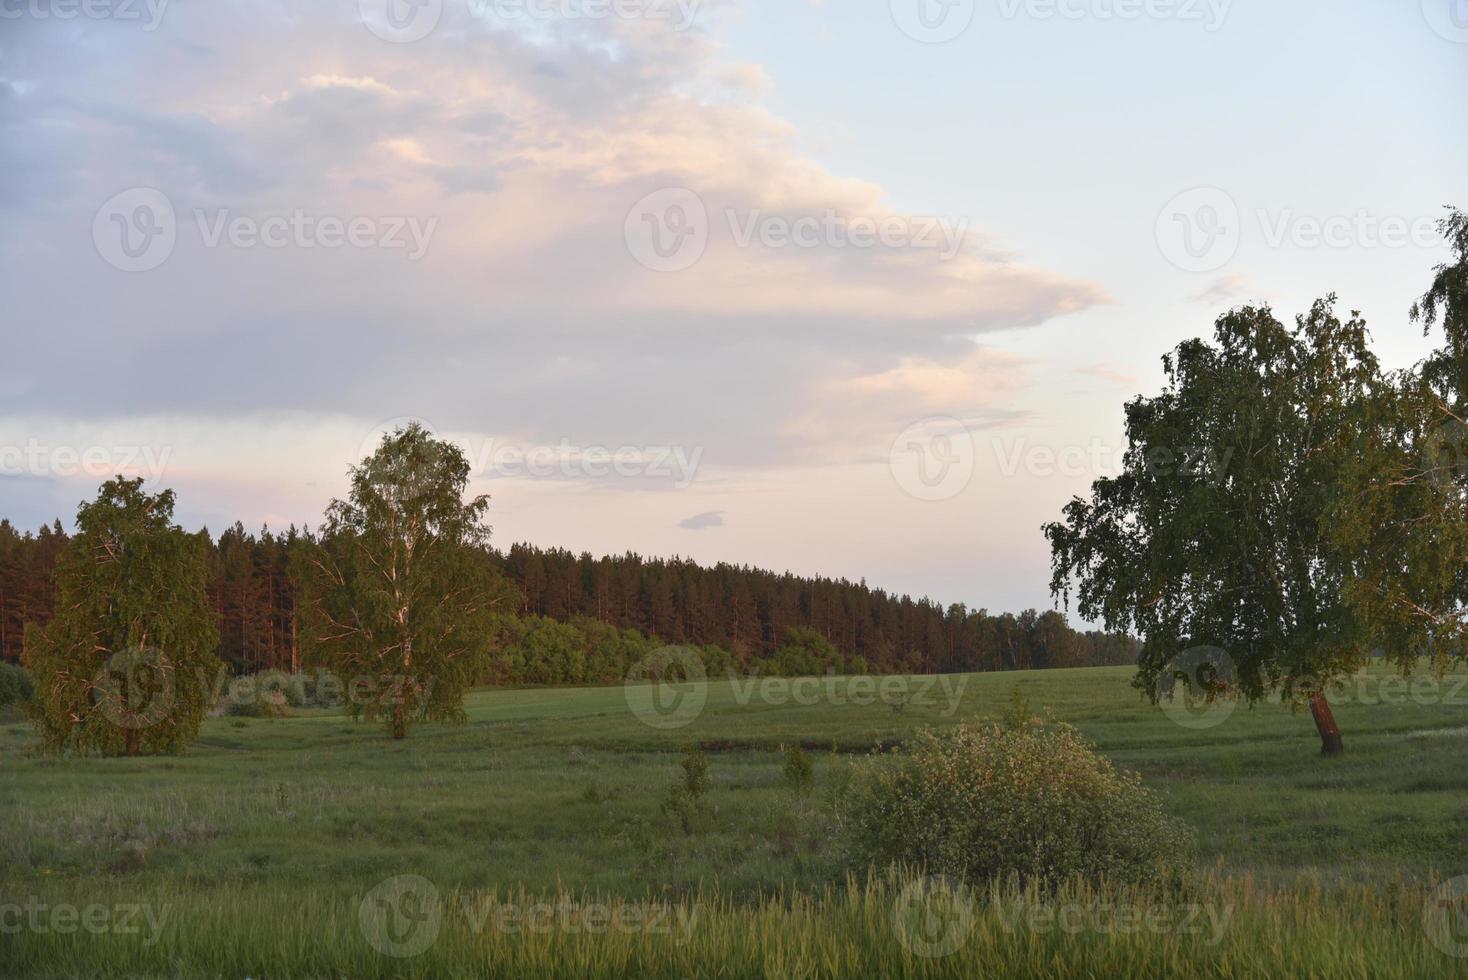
[0,661,33,711]
[783,743,813,796]
[841,723,1193,886]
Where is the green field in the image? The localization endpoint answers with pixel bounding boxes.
[3,665,1467,977]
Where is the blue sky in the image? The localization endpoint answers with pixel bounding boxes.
[0,0,1463,620]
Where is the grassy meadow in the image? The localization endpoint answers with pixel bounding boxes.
[2,664,1467,977]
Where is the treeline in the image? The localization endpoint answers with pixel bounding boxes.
[0,519,1137,678]
[492,544,1139,674]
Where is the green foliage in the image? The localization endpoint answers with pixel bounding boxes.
[842,724,1193,887]
[1002,686,1032,732]
[754,627,856,677]
[681,742,708,798]
[1343,210,1468,663]
[25,479,221,756]
[296,423,496,739]
[782,743,813,796]
[4,873,1461,980]
[0,660,32,711]
[1046,300,1410,711]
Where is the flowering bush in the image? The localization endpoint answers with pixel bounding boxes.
[841,724,1193,885]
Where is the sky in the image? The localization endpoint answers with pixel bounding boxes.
[1,0,1464,621]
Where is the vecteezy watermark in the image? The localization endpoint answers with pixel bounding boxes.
[889,0,976,43]
[623,188,970,273]
[996,898,1233,944]
[1422,0,1468,43]
[0,0,168,29]
[359,875,698,958]
[93,188,176,273]
[624,647,709,730]
[990,436,1233,483]
[1424,876,1468,958]
[93,188,438,272]
[458,895,698,944]
[0,898,170,946]
[727,673,968,715]
[1157,188,1445,273]
[0,440,173,484]
[890,0,1229,43]
[725,211,967,259]
[623,647,969,730]
[996,0,1230,30]
[467,0,702,30]
[206,669,439,716]
[193,210,437,259]
[893,876,975,958]
[1155,187,1240,274]
[357,418,704,488]
[1155,646,1237,730]
[893,877,1232,959]
[361,0,443,42]
[360,875,443,958]
[624,188,709,273]
[1327,671,1468,709]
[93,647,175,731]
[890,417,976,502]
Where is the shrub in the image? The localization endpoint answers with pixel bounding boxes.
[842,724,1193,886]
[682,743,709,798]
[783,743,814,796]
[0,661,33,711]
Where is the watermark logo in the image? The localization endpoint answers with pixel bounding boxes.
[890,417,975,502]
[1422,418,1468,491]
[93,189,438,272]
[93,188,176,273]
[997,898,1232,943]
[193,209,437,259]
[355,418,703,487]
[625,188,709,273]
[467,0,703,30]
[0,898,170,945]
[1424,876,1468,958]
[1159,192,1444,272]
[360,875,443,958]
[1156,187,1239,273]
[361,0,442,42]
[92,647,175,731]
[726,210,967,259]
[890,0,975,43]
[459,895,698,942]
[624,646,708,730]
[0,440,173,485]
[1155,645,1237,730]
[996,0,1230,31]
[0,0,169,30]
[1423,0,1468,42]
[893,876,975,957]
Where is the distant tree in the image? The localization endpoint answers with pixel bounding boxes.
[1046,299,1402,755]
[296,423,497,739]
[26,478,220,756]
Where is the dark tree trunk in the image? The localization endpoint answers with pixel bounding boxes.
[391,699,408,740]
[1309,691,1344,756]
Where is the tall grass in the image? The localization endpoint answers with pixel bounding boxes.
[3,871,1460,979]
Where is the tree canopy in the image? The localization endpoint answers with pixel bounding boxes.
[26,478,220,755]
